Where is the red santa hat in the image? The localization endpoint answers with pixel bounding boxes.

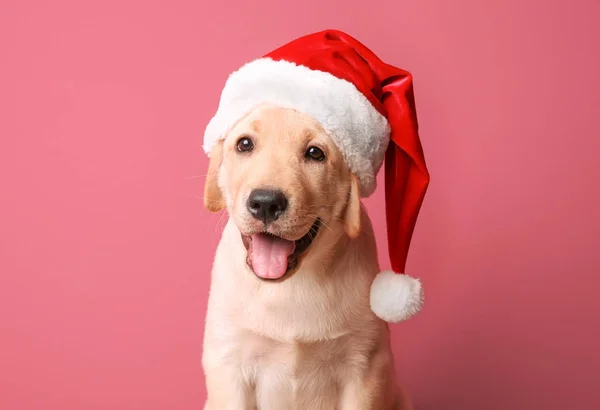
[203,30,430,323]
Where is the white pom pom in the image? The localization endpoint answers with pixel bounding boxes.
[370,270,423,323]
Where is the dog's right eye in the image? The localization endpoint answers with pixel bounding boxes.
[236,137,254,153]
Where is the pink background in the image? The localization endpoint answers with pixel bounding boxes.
[1,0,599,409]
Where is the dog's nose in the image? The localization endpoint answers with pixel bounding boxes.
[246,189,288,224]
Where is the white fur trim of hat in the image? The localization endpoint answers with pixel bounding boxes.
[203,58,390,198]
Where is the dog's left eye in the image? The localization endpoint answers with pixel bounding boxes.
[305,146,326,161]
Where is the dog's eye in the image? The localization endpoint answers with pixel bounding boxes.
[305,146,325,161]
[236,137,254,153]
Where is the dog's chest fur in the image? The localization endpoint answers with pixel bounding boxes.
[203,218,398,409]
[235,329,374,410]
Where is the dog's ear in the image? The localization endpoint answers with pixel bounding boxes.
[204,140,226,212]
[343,174,361,238]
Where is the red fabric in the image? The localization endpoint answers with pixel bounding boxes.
[266,31,386,117]
[267,30,430,274]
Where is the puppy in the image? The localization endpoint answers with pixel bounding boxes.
[202,104,410,410]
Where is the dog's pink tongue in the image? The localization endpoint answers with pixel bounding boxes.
[250,234,295,279]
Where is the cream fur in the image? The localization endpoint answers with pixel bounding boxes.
[203,216,412,410]
[202,58,391,197]
[202,106,414,410]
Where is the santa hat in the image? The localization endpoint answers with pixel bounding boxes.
[203,30,430,323]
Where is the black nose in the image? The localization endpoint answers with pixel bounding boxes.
[246,189,288,224]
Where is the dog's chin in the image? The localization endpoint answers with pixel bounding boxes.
[240,219,321,282]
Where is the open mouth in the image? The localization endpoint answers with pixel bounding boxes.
[241,219,321,282]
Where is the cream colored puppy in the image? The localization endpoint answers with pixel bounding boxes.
[202,104,410,410]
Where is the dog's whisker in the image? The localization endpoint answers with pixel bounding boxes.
[306,204,339,209]
[214,211,229,233]
[184,174,208,179]
[185,194,218,204]
[297,213,335,235]
[192,195,224,205]
[316,219,334,234]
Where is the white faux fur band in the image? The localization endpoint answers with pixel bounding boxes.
[202,58,391,197]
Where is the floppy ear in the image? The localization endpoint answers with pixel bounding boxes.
[203,140,226,212]
[344,174,361,238]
